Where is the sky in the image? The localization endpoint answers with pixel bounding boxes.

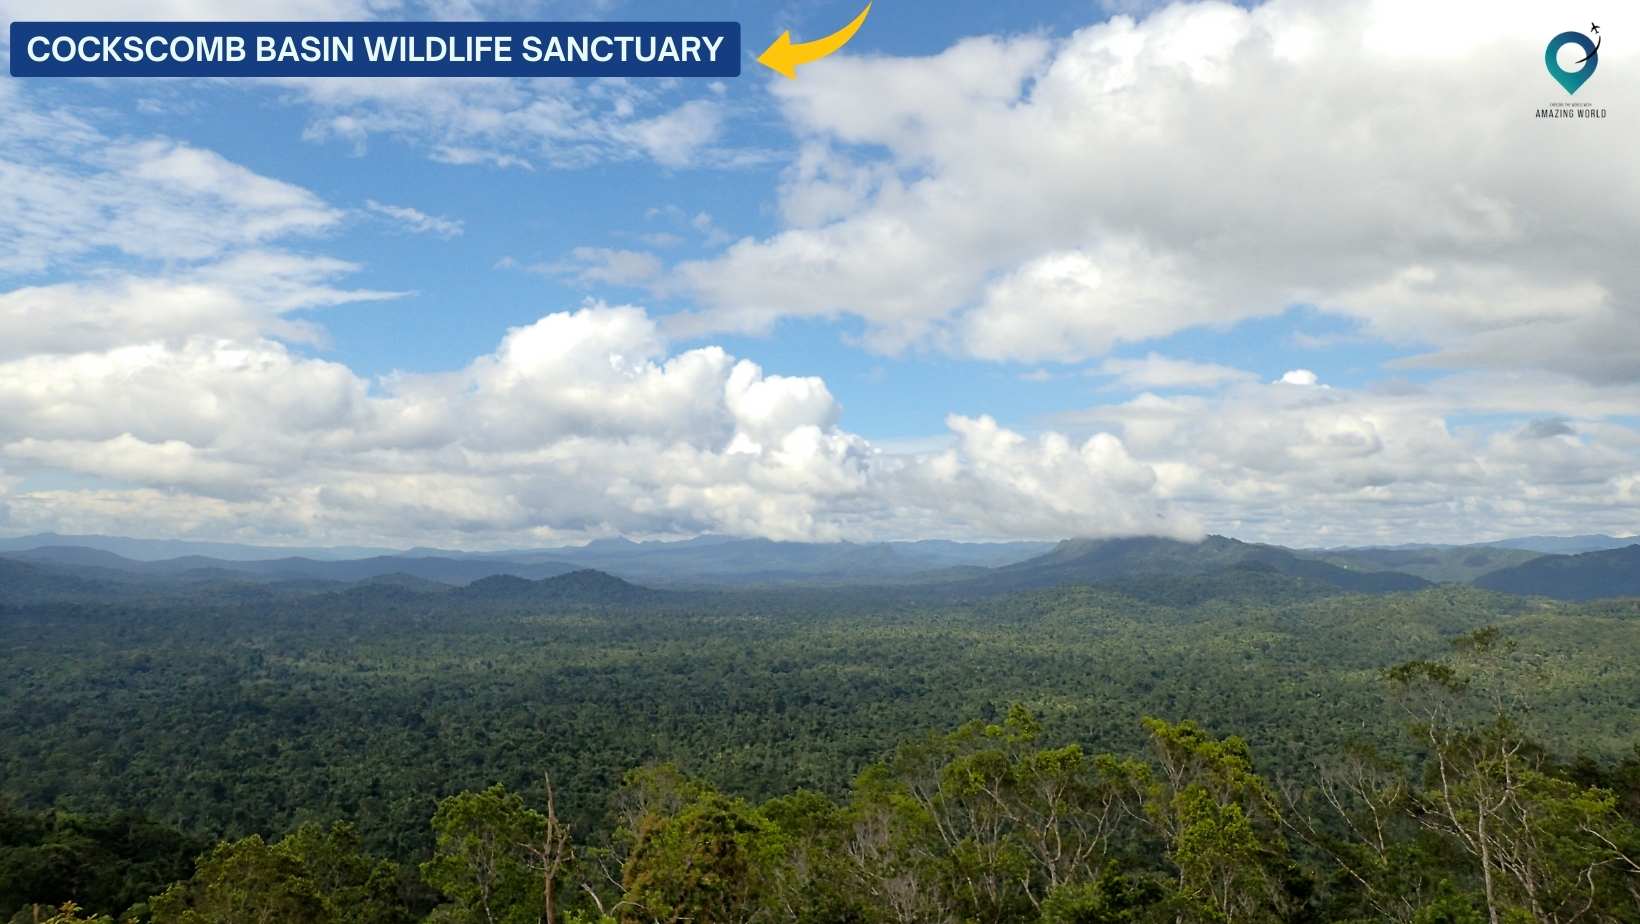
[0,0,1637,550]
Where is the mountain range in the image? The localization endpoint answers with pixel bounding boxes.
[1473,545,1640,600]
[0,547,581,586]
[0,535,1052,587]
[979,535,1434,594]
[0,532,399,562]
[1,532,1637,603]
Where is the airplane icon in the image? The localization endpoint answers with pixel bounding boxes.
[1590,22,1599,34]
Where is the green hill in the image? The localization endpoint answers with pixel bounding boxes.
[1475,544,1640,600]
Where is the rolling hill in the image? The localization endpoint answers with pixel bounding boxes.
[1312,545,1542,583]
[7,532,1639,601]
[0,548,578,586]
[1478,534,1640,554]
[1474,545,1640,600]
[971,535,1432,595]
[512,536,1054,584]
[0,558,118,602]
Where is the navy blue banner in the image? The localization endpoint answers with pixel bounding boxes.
[10,21,741,77]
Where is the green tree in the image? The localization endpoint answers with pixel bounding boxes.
[1132,718,1294,923]
[148,835,327,924]
[838,705,1141,924]
[1387,630,1640,924]
[33,902,112,924]
[616,772,781,924]
[1039,869,1166,924]
[278,823,414,924]
[145,824,413,924]
[421,786,546,924]
[757,788,859,923]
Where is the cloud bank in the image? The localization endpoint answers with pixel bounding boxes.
[672,0,1639,383]
[2,0,1637,547]
[0,301,1198,545]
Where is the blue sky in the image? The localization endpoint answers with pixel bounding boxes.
[0,0,1636,548]
[10,3,1414,439]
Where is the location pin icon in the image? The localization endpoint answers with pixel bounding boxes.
[1545,31,1598,95]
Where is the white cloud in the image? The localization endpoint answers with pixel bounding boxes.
[615,99,725,168]
[671,0,1640,380]
[963,242,1214,361]
[277,75,737,170]
[643,204,733,247]
[0,253,400,360]
[4,1,1637,548]
[0,304,1191,545]
[1097,354,1256,391]
[1,124,343,275]
[21,283,1633,547]
[879,414,1197,540]
[0,2,746,172]
[2,435,261,497]
[0,13,1168,547]
[0,0,380,24]
[0,85,399,357]
[1054,372,1640,545]
[548,248,665,287]
[0,76,1191,548]
[364,200,465,238]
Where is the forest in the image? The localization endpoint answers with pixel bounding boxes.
[3,556,1639,921]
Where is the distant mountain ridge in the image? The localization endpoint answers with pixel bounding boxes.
[5,531,1639,602]
[2,547,578,586]
[505,536,1055,583]
[0,532,397,562]
[1474,545,1640,600]
[1309,545,1542,583]
[1477,535,1640,554]
[1322,534,1639,555]
[0,557,116,600]
[977,535,1432,595]
[0,533,1053,585]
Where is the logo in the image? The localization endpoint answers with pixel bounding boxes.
[1545,23,1600,95]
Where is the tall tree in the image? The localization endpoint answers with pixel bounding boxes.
[1387,629,1640,924]
[1132,718,1294,923]
[421,786,546,924]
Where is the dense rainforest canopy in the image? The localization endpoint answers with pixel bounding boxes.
[3,559,1638,921]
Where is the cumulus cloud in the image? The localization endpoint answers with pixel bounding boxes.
[878,415,1195,540]
[15,273,1632,547]
[0,76,1190,545]
[672,0,1640,379]
[0,304,1191,545]
[962,242,1213,361]
[1277,369,1321,387]
[4,0,1637,548]
[1054,373,1640,545]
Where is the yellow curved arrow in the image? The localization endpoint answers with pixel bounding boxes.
[758,3,871,79]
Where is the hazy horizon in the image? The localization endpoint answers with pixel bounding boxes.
[2,526,1637,559]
